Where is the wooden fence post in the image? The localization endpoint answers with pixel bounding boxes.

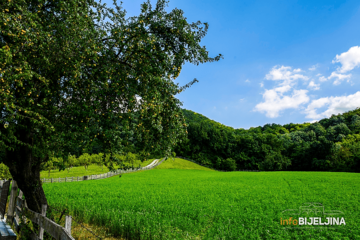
[15,190,24,232]
[0,180,10,220]
[65,215,72,234]
[6,180,18,224]
[65,177,67,182]
[39,204,47,240]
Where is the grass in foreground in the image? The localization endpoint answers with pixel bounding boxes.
[40,159,156,178]
[43,167,360,240]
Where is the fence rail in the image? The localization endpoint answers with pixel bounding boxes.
[41,158,166,184]
[0,180,74,240]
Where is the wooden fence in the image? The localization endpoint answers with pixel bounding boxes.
[0,179,74,240]
[41,158,165,184]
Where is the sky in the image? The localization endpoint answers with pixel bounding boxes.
[100,0,360,129]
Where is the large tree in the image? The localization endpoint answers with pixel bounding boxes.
[0,0,222,213]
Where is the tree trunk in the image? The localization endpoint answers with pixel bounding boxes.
[3,127,48,213]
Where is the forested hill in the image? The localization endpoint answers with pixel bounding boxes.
[180,109,235,133]
[175,108,360,172]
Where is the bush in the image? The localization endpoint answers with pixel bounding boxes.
[0,163,11,179]
[222,158,237,171]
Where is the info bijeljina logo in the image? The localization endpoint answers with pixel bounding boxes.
[280,202,345,229]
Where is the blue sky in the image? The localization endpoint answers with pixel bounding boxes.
[101,0,360,129]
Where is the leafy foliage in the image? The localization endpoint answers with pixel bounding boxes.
[175,108,360,172]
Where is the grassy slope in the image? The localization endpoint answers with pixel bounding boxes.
[154,157,215,171]
[40,158,156,178]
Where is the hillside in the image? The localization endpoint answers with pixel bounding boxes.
[154,157,215,171]
[176,107,360,172]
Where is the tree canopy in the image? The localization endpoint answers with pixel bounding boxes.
[0,0,222,212]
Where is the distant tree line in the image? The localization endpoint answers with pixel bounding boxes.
[174,108,360,172]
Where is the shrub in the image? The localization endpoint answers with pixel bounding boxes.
[0,163,11,179]
[222,158,237,171]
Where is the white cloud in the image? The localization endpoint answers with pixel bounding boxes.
[245,79,250,83]
[308,81,320,90]
[305,91,360,119]
[326,46,360,85]
[254,89,309,118]
[260,82,264,87]
[265,65,309,83]
[319,76,327,82]
[309,64,319,71]
[327,72,351,85]
[273,84,292,93]
[332,46,360,73]
[255,65,311,118]
[308,119,319,123]
[316,73,322,77]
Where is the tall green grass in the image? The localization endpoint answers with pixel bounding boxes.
[43,162,360,239]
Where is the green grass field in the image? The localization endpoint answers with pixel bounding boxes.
[43,158,360,239]
[40,159,156,178]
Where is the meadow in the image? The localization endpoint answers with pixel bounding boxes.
[43,158,360,240]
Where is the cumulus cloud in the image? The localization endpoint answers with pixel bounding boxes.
[327,46,360,85]
[305,91,360,119]
[254,89,309,118]
[260,82,264,87]
[254,65,311,118]
[245,79,250,83]
[308,81,320,90]
[265,65,309,84]
[273,85,292,93]
[332,46,360,73]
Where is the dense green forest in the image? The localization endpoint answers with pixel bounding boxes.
[174,108,360,172]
